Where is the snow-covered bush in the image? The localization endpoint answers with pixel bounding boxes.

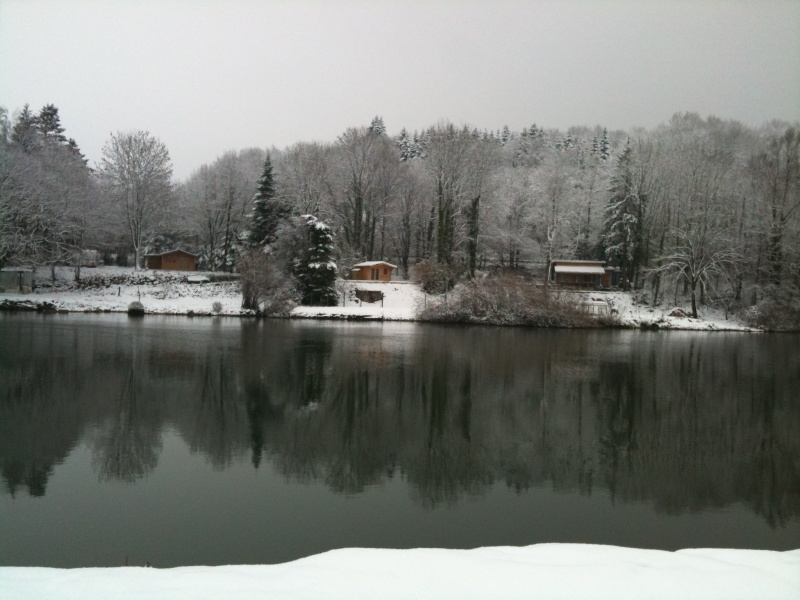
[239,250,297,315]
[127,301,145,316]
[418,275,614,327]
[410,259,460,294]
[741,285,800,331]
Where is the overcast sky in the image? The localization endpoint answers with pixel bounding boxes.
[1,0,798,180]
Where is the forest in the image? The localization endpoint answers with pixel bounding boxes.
[1,105,798,327]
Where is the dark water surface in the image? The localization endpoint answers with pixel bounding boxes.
[1,314,798,567]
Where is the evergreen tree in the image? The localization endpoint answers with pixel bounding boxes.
[602,140,642,289]
[37,104,66,144]
[249,154,289,248]
[599,128,611,161]
[11,104,40,152]
[368,115,386,136]
[293,214,338,306]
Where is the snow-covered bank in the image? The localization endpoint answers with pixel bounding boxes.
[0,266,758,330]
[2,544,798,600]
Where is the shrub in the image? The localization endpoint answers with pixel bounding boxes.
[211,301,223,313]
[418,275,609,327]
[127,301,145,316]
[239,250,298,316]
[741,285,800,331]
[410,259,460,294]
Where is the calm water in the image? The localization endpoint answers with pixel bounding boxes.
[0,314,798,567]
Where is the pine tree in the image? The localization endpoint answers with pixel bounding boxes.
[37,104,66,144]
[602,140,642,289]
[293,214,338,306]
[599,128,611,161]
[11,104,40,152]
[249,154,289,248]
[368,115,386,136]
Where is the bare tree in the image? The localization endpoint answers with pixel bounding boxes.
[99,131,173,269]
[653,227,739,318]
[748,126,800,285]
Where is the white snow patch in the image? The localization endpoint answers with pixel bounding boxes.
[0,545,797,600]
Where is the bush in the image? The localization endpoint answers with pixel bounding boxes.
[211,301,223,313]
[239,250,298,316]
[418,275,609,327]
[127,301,145,316]
[410,259,460,294]
[741,285,800,331]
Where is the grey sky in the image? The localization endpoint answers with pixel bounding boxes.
[1,0,798,180]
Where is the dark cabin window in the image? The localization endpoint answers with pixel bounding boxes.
[384,268,388,275]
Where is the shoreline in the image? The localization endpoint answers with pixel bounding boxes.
[0,266,764,332]
[0,297,764,332]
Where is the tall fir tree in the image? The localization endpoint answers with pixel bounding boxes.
[599,128,611,161]
[602,140,642,289]
[249,154,289,248]
[293,214,338,306]
[37,104,66,144]
[11,104,40,152]
[368,115,386,136]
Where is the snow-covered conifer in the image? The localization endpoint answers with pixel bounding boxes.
[293,214,338,306]
[602,140,641,289]
[249,154,290,249]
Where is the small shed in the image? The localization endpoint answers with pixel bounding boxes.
[551,260,609,288]
[349,261,397,282]
[144,250,197,271]
[0,267,34,293]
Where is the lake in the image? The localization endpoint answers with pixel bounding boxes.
[0,314,798,567]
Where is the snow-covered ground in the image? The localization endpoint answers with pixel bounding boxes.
[1,544,797,600]
[0,266,757,330]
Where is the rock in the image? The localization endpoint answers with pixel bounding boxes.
[669,308,689,318]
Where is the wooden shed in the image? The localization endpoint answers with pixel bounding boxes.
[349,261,397,281]
[550,260,610,288]
[0,267,34,293]
[144,250,197,271]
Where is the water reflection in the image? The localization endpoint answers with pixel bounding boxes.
[0,316,798,529]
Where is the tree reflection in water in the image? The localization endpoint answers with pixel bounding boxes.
[0,316,798,529]
[91,368,162,482]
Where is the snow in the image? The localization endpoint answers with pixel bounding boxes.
[352,260,398,268]
[1,545,797,600]
[292,280,427,321]
[554,265,606,275]
[0,267,758,330]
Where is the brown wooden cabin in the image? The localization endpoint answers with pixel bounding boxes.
[144,250,197,271]
[551,260,614,288]
[349,261,397,281]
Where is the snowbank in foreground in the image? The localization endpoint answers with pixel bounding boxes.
[1,545,797,600]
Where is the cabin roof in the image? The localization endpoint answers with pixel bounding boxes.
[143,249,197,258]
[351,261,397,269]
[553,265,606,275]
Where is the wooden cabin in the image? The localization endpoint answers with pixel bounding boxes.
[144,250,197,271]
[349,261,397,281]
[550,260,613,288]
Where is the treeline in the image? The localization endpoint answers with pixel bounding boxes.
[1,107,798,322]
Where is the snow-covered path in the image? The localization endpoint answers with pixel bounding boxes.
[2,545,797,600]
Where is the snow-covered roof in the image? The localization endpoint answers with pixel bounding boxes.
[554,265,605,275]
[143,250,197,257]
[351,261,397,269]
